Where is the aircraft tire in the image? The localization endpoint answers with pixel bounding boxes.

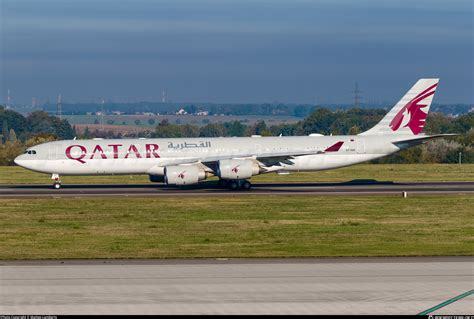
[241,180,251,190]
[217,179,228,188]
[229,181,239,190]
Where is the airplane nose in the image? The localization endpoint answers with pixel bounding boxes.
[14,154,25,167]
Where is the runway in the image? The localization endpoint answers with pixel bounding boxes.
[0,257,472,315]
[0,181,473,198]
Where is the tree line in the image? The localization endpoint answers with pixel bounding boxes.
[1,105,473,165]
[0,107,75,165]
[37,100,473,117]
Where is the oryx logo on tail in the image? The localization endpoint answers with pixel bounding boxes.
[389,83,438,135]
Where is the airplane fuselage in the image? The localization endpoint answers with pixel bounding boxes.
[15,135,404,176]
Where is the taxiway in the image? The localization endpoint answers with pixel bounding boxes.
[1,257,472,315]
[0,181,473,198]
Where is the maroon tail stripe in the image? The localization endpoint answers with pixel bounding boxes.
[413,83,437,100]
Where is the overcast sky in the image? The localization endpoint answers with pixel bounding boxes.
[1,0,473,105]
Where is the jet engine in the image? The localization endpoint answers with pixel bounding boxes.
[217,159,260,180]
[164,165,207,185]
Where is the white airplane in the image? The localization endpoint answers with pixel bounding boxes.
[14,79,453,190]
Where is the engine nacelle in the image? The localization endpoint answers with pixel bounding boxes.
[217,159,260,180]
[164,165,207,185]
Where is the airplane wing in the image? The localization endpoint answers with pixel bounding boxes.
[256,141,344,166]
[156,149,321,168]
[256,153,322,167]
[157,141,345,168]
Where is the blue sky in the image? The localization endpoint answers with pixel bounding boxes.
[1,0,473,105]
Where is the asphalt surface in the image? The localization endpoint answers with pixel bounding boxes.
[1,181,474,198]
[1,257,472,315]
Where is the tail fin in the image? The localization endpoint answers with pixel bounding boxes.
[360,78,439,136]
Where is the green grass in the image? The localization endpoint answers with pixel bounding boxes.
[0,195,472,260]
[1,164,473,185]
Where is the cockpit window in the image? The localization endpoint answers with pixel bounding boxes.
[25,150,37,155]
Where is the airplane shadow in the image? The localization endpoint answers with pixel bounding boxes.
[9,179,396,190]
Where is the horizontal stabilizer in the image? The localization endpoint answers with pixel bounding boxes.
[392,134,459,148]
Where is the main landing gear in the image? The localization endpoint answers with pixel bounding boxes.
[52,173,61,189]
[217,179,252,191]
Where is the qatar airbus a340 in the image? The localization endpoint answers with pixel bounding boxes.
[14,78,453,190]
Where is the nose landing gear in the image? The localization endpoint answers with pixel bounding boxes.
[52,173,61,189]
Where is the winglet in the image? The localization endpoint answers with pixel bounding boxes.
[324,141,344,152]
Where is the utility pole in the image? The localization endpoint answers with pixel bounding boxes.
[6,89,11,109]
[101,98,105,131]
[57,94,62,120]
[459,152,462,165]
[353,82,362,108]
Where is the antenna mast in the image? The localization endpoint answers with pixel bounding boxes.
[57,94,62,120]
[6,89,11,109]
[353,82,362,108]
[101,98,105,131]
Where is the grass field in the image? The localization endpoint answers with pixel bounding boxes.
[0,195,472,260]
[1,164,473,185]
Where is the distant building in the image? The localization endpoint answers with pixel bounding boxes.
[143,112,155,116]
[111,111,124,115]
[196,110,209,116]
[176,108,188,115]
